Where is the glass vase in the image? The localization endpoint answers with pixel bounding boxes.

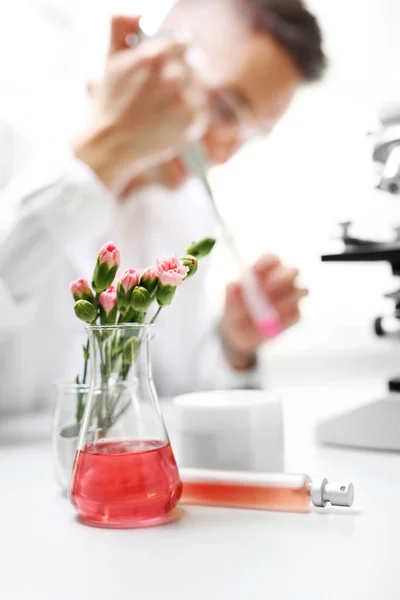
[70,324,182,528]
[52,383,89,494]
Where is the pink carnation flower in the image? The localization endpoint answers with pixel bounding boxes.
[99,285,117,314]
[120,269,141,292]
[70,278,91,299]
[156,257,189,287]
[98,242,120,268]
[141,267,159,281]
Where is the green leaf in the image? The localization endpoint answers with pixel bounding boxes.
[186,238,216,259]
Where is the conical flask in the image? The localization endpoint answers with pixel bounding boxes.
[70,324,182,528]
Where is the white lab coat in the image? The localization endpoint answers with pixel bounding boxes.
[0,149,257,415]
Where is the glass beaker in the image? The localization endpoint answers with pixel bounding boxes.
[52,382,89,494]
[70,324,182,528]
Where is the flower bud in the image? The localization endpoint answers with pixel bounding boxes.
[186,237,216,259]
[74,299,97,324]
[131,286,153,312]
[100,308,117,326]
[140,267,159,297]
[181,255,198,278]
[92,242,120,293]
[117,269,141,313]
[98,241,120,268]
[99,285,117,325]
[70,279,95,303]
[156,283,176,307]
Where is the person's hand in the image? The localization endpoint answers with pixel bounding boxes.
[74,16,204,192]
[117,158,190,199]
[113,86,244,196]
[116,118,241,197]
[219,255,308,371]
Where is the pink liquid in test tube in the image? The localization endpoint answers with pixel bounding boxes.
[241,268,281,339]
[179,468,354,513]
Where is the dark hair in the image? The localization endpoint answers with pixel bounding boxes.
[238,0,326,82]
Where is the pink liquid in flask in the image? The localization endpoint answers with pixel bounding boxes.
[71,440,182,528]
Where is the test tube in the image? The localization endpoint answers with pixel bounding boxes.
[179,468,355,513]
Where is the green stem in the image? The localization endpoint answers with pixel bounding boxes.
[75,340,90,424]
[82,341,89,385]
[97,308,150,433]
[76,294,101,427]
[112,403,128,425]
[95,330,106,428]
[75,375,82,424]
[150,306,162,325]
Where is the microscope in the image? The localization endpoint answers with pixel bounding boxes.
[317,104,400,451]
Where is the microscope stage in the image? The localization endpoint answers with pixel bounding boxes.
[322,242,400,263]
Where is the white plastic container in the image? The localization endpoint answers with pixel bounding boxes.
[173,390,284,472]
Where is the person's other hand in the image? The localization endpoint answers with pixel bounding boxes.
[219,255,308,371]
[74,16,203,191]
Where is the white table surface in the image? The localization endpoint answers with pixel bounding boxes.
[1,380,400,600]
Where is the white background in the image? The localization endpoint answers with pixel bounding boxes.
[1,0,400,385]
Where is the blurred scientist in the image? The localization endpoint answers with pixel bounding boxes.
[0,0,325,413]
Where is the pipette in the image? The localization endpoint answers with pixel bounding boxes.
[132,20,281,339]
[181,144,281,339]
